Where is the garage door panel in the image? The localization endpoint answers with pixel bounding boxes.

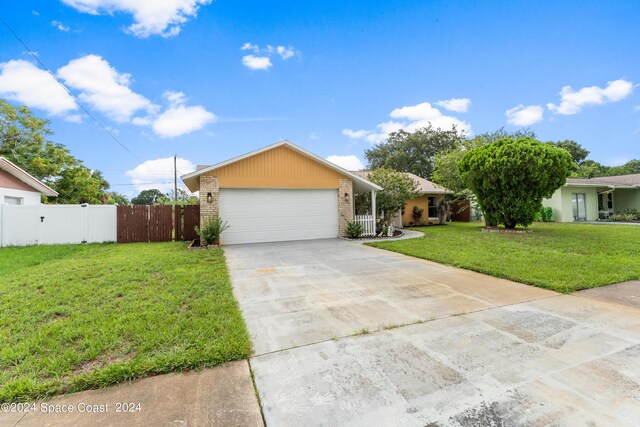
[219,189,339,245]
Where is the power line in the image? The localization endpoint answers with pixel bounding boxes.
[110,182,174,186]
[0,16,141,161]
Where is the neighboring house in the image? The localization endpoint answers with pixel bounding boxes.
[544,174,640,222]
[352,171,453,227]
[181,140,382,245]
[0,157,58,204]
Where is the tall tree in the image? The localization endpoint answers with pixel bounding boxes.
[0,100,109,203]
[164,188,199,205]
[365,125,465,179]
[131,189,165,205]
[571,160,609,178]
[104,191,130,205]
[607,159,640,176]
[552,140,590,164]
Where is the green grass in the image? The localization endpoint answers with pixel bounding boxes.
[369,222,640,293]
[0,242,250,403]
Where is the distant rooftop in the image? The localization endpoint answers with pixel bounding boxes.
[566,174,640,189]
[351,170,453,194]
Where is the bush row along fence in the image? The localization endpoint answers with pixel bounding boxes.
[0,204,200,247]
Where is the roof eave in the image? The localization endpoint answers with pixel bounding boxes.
[0,157,58,197]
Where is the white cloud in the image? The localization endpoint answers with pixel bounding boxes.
[505,104,544,126]
[240,43,298,70]
[241,42,259,52]
[2,54,215,138]
[163,90,187,105]
[309,132,321,140]
[61,0,212,38]
[634,105,640,112]
[342,101,471,144]
[276,45,296,60]
[435,98,471,113]
[342,129,371,139]
[52,20,71,31]
[326,155,365,171]
[57,54,157,123]
[390,102,471,133]
[151,91,216,138]
[152,105,216,138]
[0,59,77,116]
[547,79,635,115]
[105,126,120,135]
[126,157,195,192]
[242,55,272,70]
[64,114,84,123]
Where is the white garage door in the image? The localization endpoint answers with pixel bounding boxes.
[219,189,339,245]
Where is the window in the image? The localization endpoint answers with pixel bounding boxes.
[428,197,438,218]
[572,193,586,221]
[3,196,23,205]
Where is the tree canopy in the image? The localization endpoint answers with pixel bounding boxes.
[131,188,198,205]
[552,140,590,164]
[432,128,536,197]
[459,137,573,229]
[104,191,130,205]
[365,168,420,222]
[0,100,109,204]
[131,189,165,205]
[365,125,465,179]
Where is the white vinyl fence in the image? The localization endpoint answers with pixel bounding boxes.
[0,204,117,247]
[354,214,376,237]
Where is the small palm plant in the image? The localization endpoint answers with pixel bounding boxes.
[194,215,229,245]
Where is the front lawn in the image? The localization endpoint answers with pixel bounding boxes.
[0,243,250,403]
[370,222,640,293]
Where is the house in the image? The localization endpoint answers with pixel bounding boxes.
[352,171,454,227]
[181,140,382,245]
[0,157,58,204]
[544,174,640,222]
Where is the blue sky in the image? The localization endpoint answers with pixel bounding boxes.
[1,0,639,196]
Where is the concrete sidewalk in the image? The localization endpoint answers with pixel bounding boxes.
[0,361,263,427]
[577,280,640,310]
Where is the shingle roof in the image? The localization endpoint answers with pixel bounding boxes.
[351,170,453,194]
[566,174,640,189]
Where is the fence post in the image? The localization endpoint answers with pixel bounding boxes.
[174,205,182,241]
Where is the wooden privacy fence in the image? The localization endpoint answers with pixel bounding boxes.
[174,205,200,241]
[449,200,471,222]
[117,205,200,243]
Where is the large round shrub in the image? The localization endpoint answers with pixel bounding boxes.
[458,137,573,229]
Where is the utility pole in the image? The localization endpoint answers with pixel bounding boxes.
[173,154,178,205]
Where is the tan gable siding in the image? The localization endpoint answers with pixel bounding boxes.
[204,145,347,189]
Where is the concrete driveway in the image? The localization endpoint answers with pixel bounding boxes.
[225,239,640,426]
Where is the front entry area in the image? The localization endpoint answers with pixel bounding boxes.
[219,188,339,245]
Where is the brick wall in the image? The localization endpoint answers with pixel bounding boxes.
[338,179,354,237]
[199,176,219,245]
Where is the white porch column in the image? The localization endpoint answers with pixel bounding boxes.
[371,190,377,227]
